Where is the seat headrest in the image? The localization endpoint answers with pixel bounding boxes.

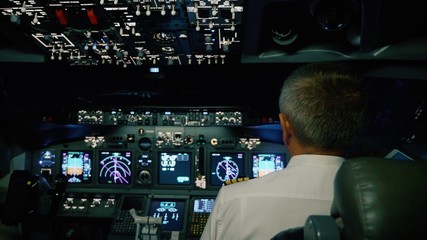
[334,157,427,240]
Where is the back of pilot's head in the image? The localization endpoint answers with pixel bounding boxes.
[278,62,368,150]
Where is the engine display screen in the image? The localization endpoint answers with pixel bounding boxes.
[158,152,191,185]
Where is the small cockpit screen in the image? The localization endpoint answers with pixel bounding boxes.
[98,150,132,185]
[39,150,56,168]
[61,150,92,184]
[193,198,215,213]
[149,198,186,231]
[158,152,191,185]
[252,153,286,178]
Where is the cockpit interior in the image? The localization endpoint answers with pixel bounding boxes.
[1,0,426,239]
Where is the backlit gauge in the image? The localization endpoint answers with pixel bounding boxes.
[39,150,56,167]
[215,157,239,182]
[138,137,152,151]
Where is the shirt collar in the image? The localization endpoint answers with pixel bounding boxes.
[287,154,345,167]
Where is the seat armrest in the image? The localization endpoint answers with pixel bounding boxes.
[304,215,340,240]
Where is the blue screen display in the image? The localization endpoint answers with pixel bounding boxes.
[149,199,186,231]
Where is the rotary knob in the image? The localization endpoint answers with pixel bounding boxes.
[137,170,152,185]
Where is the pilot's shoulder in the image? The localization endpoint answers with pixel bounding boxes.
[223,176,250,186]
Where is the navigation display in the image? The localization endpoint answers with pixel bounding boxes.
[98,150,133,185]
[210,152,245,186]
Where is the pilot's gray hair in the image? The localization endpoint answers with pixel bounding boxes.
[278,62,368,150]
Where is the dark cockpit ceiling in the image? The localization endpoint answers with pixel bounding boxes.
[1,0,427,101]
[1,0,427,65]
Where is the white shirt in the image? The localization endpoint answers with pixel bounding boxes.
[200,154,345,240]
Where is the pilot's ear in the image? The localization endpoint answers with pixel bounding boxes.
[279,113,291,146]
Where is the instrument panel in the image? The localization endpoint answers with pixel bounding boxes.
[26,106,288,239]
[0,0,244,66]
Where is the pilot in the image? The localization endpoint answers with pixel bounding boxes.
[200,62,369,240]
